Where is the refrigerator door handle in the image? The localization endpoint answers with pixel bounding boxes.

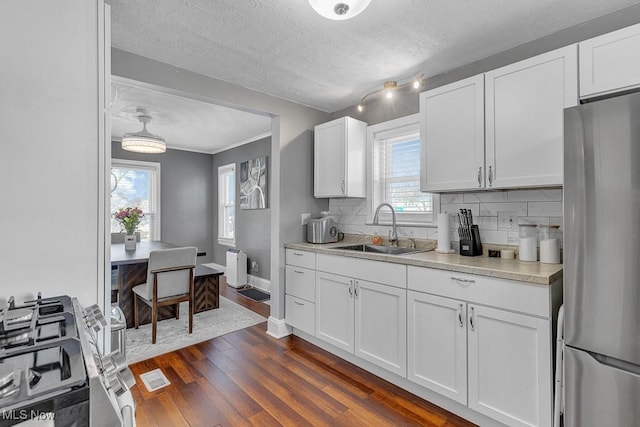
[588,350,640,376]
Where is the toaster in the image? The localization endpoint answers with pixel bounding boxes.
[307,217,340,244]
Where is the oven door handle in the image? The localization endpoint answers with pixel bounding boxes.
[121,405,134,427]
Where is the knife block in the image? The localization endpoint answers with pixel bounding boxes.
[460,225,483,257]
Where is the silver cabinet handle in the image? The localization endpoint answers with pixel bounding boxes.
[477,166,482,187]
[292,252,304,256]
[294,270,304,274]
[469,306,475,331]
[294,300,305,306]
[354,281,359,297]
[488,165,493,186]
[451,276,475,285]
[457,304,464,328]
[348,280,354,297]
[341,179,345,194]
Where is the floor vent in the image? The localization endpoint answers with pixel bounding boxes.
[139,368,171,392]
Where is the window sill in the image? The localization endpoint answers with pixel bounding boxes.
[218,239,236,247]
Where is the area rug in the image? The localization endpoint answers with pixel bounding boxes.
[125,296,267,364]
[236,287,270,302]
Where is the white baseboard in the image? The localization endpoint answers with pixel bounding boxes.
[201,262,270,293]
[266,317,292,339]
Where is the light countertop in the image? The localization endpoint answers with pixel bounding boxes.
[285,241,563,285]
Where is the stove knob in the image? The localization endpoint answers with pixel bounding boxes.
[118,367,136,389]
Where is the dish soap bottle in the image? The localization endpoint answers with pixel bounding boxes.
[372,233,382,245]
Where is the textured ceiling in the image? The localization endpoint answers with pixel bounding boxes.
[111,82,271,153]
[107,0,640,113]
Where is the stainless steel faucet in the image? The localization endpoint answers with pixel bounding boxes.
[373,202,398,246]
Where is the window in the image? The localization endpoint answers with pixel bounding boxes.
[367,114,439,225]
[218,163,236,246]
[111,159,161,240]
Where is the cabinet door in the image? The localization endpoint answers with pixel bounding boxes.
[467,305,552,427]
[485,45,577,188]
[580,23,640,98]
[315,272,354,352]
[407,291,467,405]
[354,280,407,376]
[420,75,485,191]
[314,118,346,197]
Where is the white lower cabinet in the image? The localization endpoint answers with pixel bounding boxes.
[407,291,468,405]
[408,266,555,427]
[467,304,551,427]
[315,272,355,352]
[316,271,407,376]
[355,280,406,377]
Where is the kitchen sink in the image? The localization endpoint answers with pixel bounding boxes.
[329,244,429,256]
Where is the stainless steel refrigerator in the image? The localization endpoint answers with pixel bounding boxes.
[564,91,640,426]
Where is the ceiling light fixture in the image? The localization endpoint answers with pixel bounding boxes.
[121,112,166,154]
[308,0,371,20]
[357,74,425,112]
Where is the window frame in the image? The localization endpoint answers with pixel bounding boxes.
[218,163,236,247]
[110,158,161,241]
[366,113,439,226]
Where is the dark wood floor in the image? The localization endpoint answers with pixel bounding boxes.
[129,283,475,426]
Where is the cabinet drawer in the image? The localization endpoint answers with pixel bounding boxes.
[286,248,316,269]
[407,266,550,318]
[285,265,316,302]
[285,295,315,335]
[316,253,406,288]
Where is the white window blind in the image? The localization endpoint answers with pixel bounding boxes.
[218,163,236,246]
[368,114,437,225]
[111,159,161,240]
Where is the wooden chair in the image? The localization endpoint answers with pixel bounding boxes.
[132,247,197,344]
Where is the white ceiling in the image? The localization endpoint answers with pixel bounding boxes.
[107,0,640,114]
[111,82,271,154]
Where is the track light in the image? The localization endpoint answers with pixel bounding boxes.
[356,74,424,112]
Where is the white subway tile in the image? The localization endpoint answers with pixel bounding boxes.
[478,230,508,244]
[441,193,465,204]
[441,203,480,216]
[528,201,563,217]
[464,191,508,203]
[480,202,528,216]
[508,189,562,202]
[476,216,498,230]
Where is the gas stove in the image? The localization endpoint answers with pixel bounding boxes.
[0,294,135,427]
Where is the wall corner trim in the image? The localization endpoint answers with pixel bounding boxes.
[266,317,292,339]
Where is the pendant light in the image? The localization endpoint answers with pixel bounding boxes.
[121,113,166,154]
[308,0,371,20]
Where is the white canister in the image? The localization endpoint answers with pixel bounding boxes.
[518,224,538,262]
[538,225,561,264]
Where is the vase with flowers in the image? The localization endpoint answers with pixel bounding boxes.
[114,207,144,250]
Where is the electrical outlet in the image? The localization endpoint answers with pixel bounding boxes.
[301,212,310,225]
[498,211,518,231]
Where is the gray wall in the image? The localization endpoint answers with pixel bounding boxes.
[112,142,215,264]
[212,137,272,279]
[112,48,330,323]
[331,3,640,124]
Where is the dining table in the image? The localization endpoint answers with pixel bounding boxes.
[111,241,224,328]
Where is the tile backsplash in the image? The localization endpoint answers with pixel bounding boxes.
[329,188,563,246]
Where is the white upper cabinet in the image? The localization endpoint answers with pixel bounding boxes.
[419,45,577,192]
[485,45,578,188]
[314,116,367,198]
[580,23,640,99]
[420,75,485,192]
